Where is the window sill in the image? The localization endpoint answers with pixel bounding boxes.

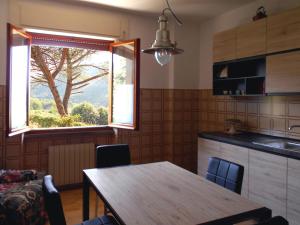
[24,126,114,138]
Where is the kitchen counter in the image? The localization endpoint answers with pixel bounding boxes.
[199,131,300,160]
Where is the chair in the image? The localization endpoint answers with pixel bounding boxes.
[206,157,244,194]
[42,175,117,225]
[95,144,131,215]
[256,216,289,225]
[95,144,131,168]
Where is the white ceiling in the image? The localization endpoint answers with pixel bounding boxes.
[74,0,257,22]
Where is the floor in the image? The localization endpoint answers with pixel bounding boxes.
[47,188,104,225]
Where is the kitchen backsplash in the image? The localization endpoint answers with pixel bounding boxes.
[199,89,300,140]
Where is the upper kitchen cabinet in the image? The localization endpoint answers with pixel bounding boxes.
[237,19,266,58]
[266,51,300,94]
[267,7,300,53]
[213,28,236,62]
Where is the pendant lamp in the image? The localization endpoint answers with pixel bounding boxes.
[142,0,184,66]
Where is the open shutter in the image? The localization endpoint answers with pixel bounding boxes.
[108,39,140,130]
[6,24,31,136]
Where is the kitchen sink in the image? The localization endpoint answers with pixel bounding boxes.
[252,140,300,152]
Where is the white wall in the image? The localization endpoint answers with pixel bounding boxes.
[0,0,8,85]
[173,22,200,89]
[0,0,201,89]
[198,0,300,89]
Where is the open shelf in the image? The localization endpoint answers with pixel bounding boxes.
[213,56,266,96]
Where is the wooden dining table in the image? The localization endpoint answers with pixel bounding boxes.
[83,161,271,225]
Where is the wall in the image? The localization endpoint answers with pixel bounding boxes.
[173,23,200,89]
[198,0,300,89]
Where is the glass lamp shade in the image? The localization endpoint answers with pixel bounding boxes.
[154,49,172,66]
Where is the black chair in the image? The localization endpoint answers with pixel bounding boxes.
[256,216,289,225]
[42,175,117,225]
[95,144,131,168]
[206,157,244,194]
[95,144,131,215]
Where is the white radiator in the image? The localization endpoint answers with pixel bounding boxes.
[48,143,95,186]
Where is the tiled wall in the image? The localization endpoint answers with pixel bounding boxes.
[199,89,300,140]
[0,86,199,173]
[2,86,300,174]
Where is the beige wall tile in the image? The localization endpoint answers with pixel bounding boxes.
[236,102,246,113]
[288,103,300,117]
[226,101,235,113]
[272,103,286,116]
[273,118,286,132]
[259,117,271,130]
[247,102,258,114]
[259,103,272,115]
[247,115,258,129]
[236,114,246,124]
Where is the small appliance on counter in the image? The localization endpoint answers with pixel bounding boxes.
[225,119,243,135]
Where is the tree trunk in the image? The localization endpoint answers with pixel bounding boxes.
[47,79,67,116]
[63,49,73,114]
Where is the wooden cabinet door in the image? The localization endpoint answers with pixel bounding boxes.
[236,19,266,58]
[219,143,249,198]
[213,28,236,62]
[266,51,300,93]
[267,7,300,53]
[197,138,221,176]
[287,158,300,225]
[249,150,287,218]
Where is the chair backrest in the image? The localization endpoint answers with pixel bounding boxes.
[95,144,131,168]
[256,216,289,225]
[206,157,244,194]
[42,175,67,225]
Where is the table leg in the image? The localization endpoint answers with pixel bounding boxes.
[83,173,90,221]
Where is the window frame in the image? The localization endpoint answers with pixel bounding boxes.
[6,24,140,136]
[108,39,140,130]
[6,24,32,136]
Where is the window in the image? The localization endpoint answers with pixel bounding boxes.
[6,24,140,136]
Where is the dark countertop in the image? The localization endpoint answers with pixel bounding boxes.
[199,131,300,160]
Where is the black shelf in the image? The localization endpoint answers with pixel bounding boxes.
[213,56,266,96]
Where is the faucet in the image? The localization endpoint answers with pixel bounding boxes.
[288,125,300,131]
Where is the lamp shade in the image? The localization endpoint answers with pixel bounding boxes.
[142,13,183,65]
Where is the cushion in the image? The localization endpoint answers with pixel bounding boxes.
[0,179,47,225]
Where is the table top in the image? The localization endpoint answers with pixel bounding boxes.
[84,161,264,225]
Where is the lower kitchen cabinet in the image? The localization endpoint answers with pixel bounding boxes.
[198,137,300,222]
[287,158,300,225]
[219,143,249,198]
[197,138,221,176]
[249,150,287,218]
[198,138,249,197]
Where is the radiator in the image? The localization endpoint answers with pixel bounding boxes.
[48,143,95,186]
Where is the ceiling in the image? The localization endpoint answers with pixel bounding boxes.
[72,0,256,22]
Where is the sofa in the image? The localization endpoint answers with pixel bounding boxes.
[0,170,47,225]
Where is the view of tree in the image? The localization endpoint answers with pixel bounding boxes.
[30,45,110,128]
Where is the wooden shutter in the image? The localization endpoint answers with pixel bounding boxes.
[6,24,31,136]
[108,39,140,130]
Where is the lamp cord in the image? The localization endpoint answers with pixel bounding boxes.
[162,0,183,26]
